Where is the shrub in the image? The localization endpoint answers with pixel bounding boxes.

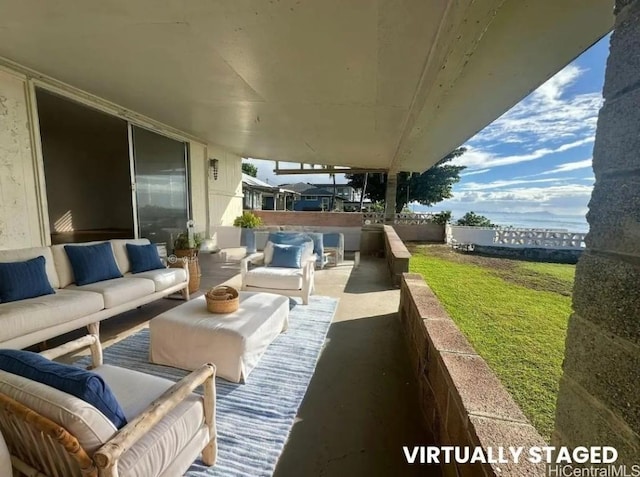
[432,211,452,225]
[174,231,204,250]
[233,211,263,228]
[456,211,494,227]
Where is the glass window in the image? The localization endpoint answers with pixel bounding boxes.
[132,126,189,246]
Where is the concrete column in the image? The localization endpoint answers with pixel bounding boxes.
[384,172,398,223]
[553,0,640,465]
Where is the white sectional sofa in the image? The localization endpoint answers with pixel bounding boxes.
[0,239,188,349]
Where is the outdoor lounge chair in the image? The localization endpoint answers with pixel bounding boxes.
[0,334,217,477]
[241,244,316,305]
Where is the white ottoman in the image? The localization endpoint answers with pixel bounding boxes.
[150,292,289,383]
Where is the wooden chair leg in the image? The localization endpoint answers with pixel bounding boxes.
[86,322,99,336]
[202,440,217,466]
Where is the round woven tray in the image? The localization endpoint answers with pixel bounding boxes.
[205,286,239,314]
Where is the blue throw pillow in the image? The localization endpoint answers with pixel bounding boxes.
[270,244,303,268]
[0,256,55,303]
[0,349,127,429]
[64,243,122,286]
[269,232,322,255]
[268,233,312,250]
[126,243,164,273]
[304,232,324,257]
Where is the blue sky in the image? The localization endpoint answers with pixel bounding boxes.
[248,34,610,217]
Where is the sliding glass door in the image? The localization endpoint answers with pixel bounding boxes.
[131,126,189,247]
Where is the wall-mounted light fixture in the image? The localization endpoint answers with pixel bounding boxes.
[209,158,219,180]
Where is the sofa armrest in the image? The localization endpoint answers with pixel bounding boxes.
[166,256,190,283]
[240,253,265,280]
[303,254,317,280]
[94,363,216,475]
[180,256,190,283]
[39,334,103,368]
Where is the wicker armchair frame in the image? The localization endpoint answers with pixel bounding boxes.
[0,334,216,477]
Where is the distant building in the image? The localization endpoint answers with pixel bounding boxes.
[278,182,358,211]
[242,174,299,210]
[306,183,358,202]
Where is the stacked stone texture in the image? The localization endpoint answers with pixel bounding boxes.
[399,274,546,476]
[553,0,640,464]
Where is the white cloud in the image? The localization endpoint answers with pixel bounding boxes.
[460,168,491,177]
[537,158,592,175]
[452,137,593,170]
[535,65,583,102]
[460,178,572,191]
[467,64,602,149]
[436,184,593,216]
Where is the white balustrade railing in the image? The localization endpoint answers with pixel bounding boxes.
[394,213,437,224]
[362,212,384,224]
[494,229,586,249]
[446,224,586,249]
[362,212,437,225]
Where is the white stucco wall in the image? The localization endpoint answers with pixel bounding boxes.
[189,140,208,235]
[0,69,43,250]
[0,60,243,250]
[445,225,497,246]
[207,145,243,229]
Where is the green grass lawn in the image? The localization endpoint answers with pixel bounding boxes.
[409,246,575,439]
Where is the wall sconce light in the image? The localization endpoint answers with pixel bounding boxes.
[209,158,219,180]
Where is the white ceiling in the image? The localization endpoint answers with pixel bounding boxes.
[0,0,613,172]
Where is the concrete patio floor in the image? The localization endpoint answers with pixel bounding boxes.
[52,254,434,477]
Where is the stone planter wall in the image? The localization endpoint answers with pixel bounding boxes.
[383,225,411,286]
[399,273,546,476]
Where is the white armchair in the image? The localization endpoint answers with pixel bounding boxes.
[241,251,316,305]
[0,335,217,477]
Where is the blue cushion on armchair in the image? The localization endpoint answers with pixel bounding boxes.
[0,349,127,429]
[268,232,323,265]
[303,232,324,263]
[322,232,343,248]
[269,244,303,268]
[64,242,122,286]
[0,256,55,303]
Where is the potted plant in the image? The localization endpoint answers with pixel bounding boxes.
[233,212,263,254]
[173,231,204,259]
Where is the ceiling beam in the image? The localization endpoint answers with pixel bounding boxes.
[388,0,505,172]
[273,167,387,175]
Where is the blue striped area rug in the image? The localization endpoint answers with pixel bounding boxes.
[78,296,337,476]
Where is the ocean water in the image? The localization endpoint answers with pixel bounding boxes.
[452,212,589,233]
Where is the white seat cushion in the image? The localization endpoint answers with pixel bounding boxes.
[0,370,117,454]
[128,268,187,292]
[69,277,155,308]
[244,267,303,290]
[0,289,104,343]
[94,365,209,477]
